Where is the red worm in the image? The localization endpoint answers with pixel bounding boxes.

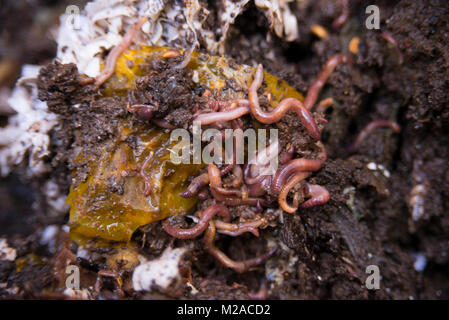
[280,145,295,165]
[232,165,244,188]
[194,106,250,125]
[278,172,311,213]
[271,141,326,194]
[244,163,271,186]
[350,120,401,152]
[139,151,154,196]
[315,97,334,113]
[208,164,267,206]
[301,183,330,208]
[213,194,269,207]
[248,175,272,197]
[180,173,209,198]
[304,53,352,110]
[94,17,147,87]
[211,185,243,198]
[332,0,350,29]
[162,204,231,239]
[220,164,235,176]
[248,64,321,140]
[208,163,223,188]
[215,218,265,237]
[208,99,249,112]
[127,103,156,120]
[271,159,323,195]
[244,140,279,185]
[203,221,277,273]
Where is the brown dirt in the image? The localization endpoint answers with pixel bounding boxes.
[1,0,449,300]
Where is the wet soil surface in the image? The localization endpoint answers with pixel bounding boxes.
[1,0,449,299]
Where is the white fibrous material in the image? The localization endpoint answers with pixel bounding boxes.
[56,0,300,74]
[0,238,17,262]
[265,238,297,285]
[56,0,215,76]
[1,0,300,184]
[43,179,70,215]
[63,288,92,300]
[0,65,58,177]
[132,247,188,292]
[254,0,298,41]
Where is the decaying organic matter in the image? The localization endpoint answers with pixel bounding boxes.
[1,0,449,300]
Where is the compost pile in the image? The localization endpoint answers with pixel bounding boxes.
[0,0,448,300]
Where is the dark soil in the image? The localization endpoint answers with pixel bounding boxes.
[1,0,449,300]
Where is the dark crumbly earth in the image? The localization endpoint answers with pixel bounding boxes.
[1,0,449,299]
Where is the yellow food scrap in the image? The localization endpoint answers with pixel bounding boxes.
[349,37,360,54]
[67,123,202,244]
[311,24,328,39]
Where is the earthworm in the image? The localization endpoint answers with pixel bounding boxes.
[162,204,231,239]
[211,184,250,200]
[244,163,270,186]
[252,139,279,167]
[304,53,352,110]
[280,145,295,165]
[232,165,244,188]
[139,151,154,196]
[278,172,311,213]
[382,32,404,65]
[215,217,265,237]
[208,99,249,112]
[332,0,350,29]
[248,64,320,140]
[208,163,223,188]
[194,106,250,125]
[211,185,243,198]
[213,194,269,207]
[315,97,334,113]
[244,140,280,185]
[248,176,272,197]
[203,221,277,273]
[220,164,235,176]
[271,158,323,195]
[180,173,209,198]
[94,17,147,87]
[209,176,269,206]
[210,186,269,207]
[127,103,156,120]
[350,120,401,152]
[301,183,330,208]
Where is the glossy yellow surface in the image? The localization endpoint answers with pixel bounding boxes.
[67,123,201,243]
[106,46,304,104]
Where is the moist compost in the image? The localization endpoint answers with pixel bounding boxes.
[1,0,449,300]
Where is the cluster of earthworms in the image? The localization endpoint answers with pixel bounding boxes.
[158,53,356,272]
[83,18,401,274]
